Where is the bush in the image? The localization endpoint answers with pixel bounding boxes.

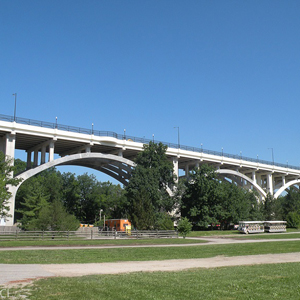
[177,217,192,238]
[286,212,300,229]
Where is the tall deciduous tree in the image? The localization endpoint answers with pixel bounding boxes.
[181,164,220,228]
[0,151,22,220]
[181,164,263,229]
[126,142,176,229]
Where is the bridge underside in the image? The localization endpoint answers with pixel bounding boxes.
[17,153,135,186]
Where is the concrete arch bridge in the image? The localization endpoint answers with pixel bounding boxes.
[1,114,300,226]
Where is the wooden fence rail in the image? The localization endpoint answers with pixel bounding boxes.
[0,230,178,241]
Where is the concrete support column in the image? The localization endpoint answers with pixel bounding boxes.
[256,174,262,187]
[173,157,179,183]
[5,185,18,226]
[267,173,274,195]
[185,164,189,179]
[118,149,123,157]
[26,151,32,169]
[41,146,46,164]
[252,171,257,183]
[85,145,91,153]
[0,136,6,154]
[5,133,16,162]
[282,175,286,186]
[49,141,55,162]
[33,150,39,167]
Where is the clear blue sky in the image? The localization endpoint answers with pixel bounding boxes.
[1,1,300,182]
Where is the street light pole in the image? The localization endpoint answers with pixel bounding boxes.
[268,148,274,165]
[12,93,17,121]
[174,127,180,149]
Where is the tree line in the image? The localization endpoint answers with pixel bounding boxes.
[1,144,300,231]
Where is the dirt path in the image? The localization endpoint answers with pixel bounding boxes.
[1,238,300,287]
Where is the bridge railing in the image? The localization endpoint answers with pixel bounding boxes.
[0,113,298,170]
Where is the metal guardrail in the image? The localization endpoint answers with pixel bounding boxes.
[0,113,298,170]
[0,230,178,240]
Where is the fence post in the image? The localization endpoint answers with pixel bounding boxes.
[114,230,117,239]
[91,230,93,240]
[42,230,44,240]
[15,230,18,240]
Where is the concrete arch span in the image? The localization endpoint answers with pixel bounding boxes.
[216,169,267,200]
[274,179,300,199]
[4,153,135,226]
[15,153,136,188]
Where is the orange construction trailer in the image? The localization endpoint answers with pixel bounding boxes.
[105,219,131,232]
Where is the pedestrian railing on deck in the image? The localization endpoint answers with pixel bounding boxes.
[0,230,178,241]
[0,113,298,170]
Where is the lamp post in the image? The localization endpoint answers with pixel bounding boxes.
[268,148,274,165]
[124,129,126,140]
[152,134,154,142]
[92,123,94,135]
[12,93,17,121]
[55,117,58,129]
[174,127,180,149]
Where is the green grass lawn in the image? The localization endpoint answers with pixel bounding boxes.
[232,232,300,239]
[1,240,300,264]
[9,263,300,300]
[0,237,205,248]
[187,228,300,237]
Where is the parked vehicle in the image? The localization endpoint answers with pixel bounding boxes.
[238,221,264,234]
[238,221,287,234]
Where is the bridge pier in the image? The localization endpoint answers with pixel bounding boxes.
[26,138,56,169]
[0,132,16,226]
[0,132,16,160]
[172,157,179,183]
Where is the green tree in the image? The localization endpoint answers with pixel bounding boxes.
[217,181,262,228]
[281,188,300,217]
[37,199,80,231]
[156,212,174,230]
[17,179,50,230]
[260,193,282,221]
[0,152,23,220]
[181,164,220,228]
[286,211,300,228]
[177,217,192,238]
[125,142,176,229]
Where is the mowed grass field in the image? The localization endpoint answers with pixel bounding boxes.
[1,240,300,264]
[9,263,300,300]
[2,233,300,299]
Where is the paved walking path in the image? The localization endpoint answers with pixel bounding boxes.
[1,237,300,287]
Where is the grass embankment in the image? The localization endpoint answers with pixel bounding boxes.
[9,263,300,299]
[1,240,300,264]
